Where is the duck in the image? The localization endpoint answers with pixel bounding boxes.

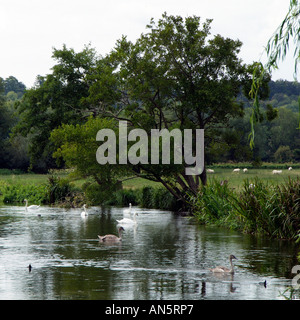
[24,199,40,211]
[123,203,132,216]
[116,211,138,225]
[81,204,88,218]
[98,226,125,243]
[209,255,237,274]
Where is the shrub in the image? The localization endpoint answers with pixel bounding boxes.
[45,176,77,204]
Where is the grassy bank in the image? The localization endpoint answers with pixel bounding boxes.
[191,177,300,240]
[0,169,174,210]
[1,166,300,240]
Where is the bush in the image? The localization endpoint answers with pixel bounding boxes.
[45,176,77,205]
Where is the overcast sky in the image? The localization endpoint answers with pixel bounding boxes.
[0,0,298,88]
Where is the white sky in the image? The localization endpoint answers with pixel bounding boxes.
[0,0,298,88]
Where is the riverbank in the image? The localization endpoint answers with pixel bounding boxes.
[1,166,300,240]
[0,170,177,210]
[191,177,300,241]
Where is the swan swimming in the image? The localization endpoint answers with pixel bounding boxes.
[123,203,132,216]
[116,211,138,225]
[98,226,125,242]
[81,204,88,217]
[24,199,40,211]
[209,255,237,274]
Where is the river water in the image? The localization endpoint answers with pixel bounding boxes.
[0,205,298,300]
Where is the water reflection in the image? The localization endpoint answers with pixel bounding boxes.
[0,205,298,300]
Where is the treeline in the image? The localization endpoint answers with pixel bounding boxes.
[0,76,29,170]
[0,74,299,172]
[207,80,300,165]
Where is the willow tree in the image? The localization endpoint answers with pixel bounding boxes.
[249,0,300,147]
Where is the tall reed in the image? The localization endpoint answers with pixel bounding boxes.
[192,177,300,240]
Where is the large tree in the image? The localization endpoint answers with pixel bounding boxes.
[13,44,97,171]
[54,14,263,207]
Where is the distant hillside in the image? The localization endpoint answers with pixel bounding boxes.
[267,80,300,112]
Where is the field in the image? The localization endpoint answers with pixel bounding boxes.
[205,167,300,190]
[0,167,299,192]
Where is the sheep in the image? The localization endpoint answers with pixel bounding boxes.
[288,167,293,171]
[232,168,240,173]
[207,169,215,173]
[272,170,282,174]
[243,168,248,173]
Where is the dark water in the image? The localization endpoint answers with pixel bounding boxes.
[0,205,298,300]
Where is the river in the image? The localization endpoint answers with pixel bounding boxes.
[0,205,298,300]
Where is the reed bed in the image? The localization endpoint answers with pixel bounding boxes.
[191,177,300,240]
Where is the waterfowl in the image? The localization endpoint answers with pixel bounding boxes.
[123,203,132,216]
[209,255,237,274]
[81,204,88,217]
[116,211,138,225]
[259,280,267,288]
[98,226,125,242]
[24,199,40,211]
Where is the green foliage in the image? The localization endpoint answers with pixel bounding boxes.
[51,116,130,188]
[13,45,97,172]
[0,175,79,206]
[0,169,24,175]
[191,180,235,224]
[106,188,139,207]
[214,106,300,164]
[138,186,178,211]
[274,145,294,163]
[45,175,77,204]
[78,13,258,199]
[82,183,177,211]
[249,0,300,147]
[192,177,300,240]
[82,181,123,205]
[1,183,47,204]
[3,76,26,96]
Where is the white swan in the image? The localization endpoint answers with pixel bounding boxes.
[81,204,88,217]
[123,203,132,216]
[24,199,40,211]
[116,211,138,225]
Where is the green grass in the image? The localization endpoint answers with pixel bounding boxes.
[206,167,300,191]
[0,167,298,192]
[122,177,160,189]
[0,173,50,185]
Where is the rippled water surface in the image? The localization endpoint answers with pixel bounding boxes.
[0,205,298,300]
